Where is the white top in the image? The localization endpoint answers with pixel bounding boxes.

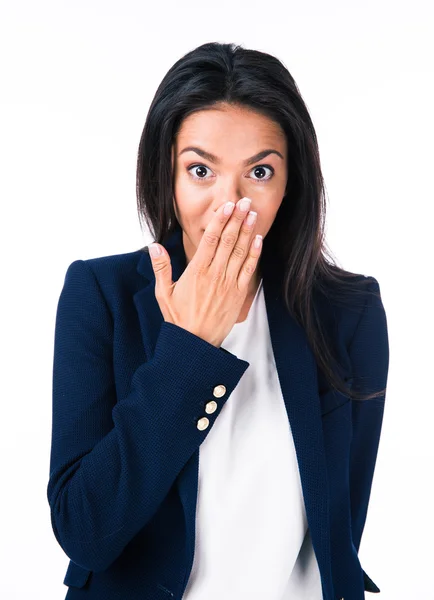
[181,278,323,600]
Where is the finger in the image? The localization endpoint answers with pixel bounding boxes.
[225,205,257,279]
[148,243,173,298]
[237,233,263,291]
[190,200,237,271]
[212,196,253,274]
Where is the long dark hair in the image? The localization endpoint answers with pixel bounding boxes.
[136,42,386,402]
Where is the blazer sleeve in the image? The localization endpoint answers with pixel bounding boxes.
[47,259,250,573]
[347,277,389,589]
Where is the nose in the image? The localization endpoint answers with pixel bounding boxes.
[213,175,250,209]
[202,194,254,233]
[211,190,251,215]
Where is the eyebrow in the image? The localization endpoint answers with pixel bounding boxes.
[178,146,284,167]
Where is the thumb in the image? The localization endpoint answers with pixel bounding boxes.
[148,243,173,292]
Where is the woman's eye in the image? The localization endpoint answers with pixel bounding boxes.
[187,165,212,181]
[249,165,274,181]
[187,164,274,183]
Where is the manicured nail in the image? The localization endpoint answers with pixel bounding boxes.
[224,202,235,215]
[239,197,252,212]
[254,234,262,249]
[246,211,257,226]
[149,243,162,257]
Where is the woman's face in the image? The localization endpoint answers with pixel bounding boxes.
[171,103,288,266]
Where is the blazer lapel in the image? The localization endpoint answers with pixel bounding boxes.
[133,224,333,597]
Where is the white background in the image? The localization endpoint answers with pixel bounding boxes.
[1,1,433,598]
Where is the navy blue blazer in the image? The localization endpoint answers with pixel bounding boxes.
[47,223,389,600]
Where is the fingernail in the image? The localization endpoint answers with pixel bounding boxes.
[224,201,235,215]
[246,211,257,226]
[149,243,162,257]
[239,197,251,212]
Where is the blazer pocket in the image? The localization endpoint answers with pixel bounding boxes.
[319,381,353,417]
[63,560,92,588]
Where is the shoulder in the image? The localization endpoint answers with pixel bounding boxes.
[312,267,385,357]
[59,247,149,316]
[65,247,146,286]
[315,263,382,312]
[83,247,145,277]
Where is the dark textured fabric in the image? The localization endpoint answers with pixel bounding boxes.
[47,225,389,600]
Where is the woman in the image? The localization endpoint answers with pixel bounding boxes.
[47,42,389,600]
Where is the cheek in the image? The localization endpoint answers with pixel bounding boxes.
[173,195,205,230]
[259,206,277,224]
[174,173,203,205]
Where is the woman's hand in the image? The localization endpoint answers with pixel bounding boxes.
[148,197,262,347]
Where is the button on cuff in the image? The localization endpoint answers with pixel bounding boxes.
[197,417,210,431]
[213,385,226,398]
